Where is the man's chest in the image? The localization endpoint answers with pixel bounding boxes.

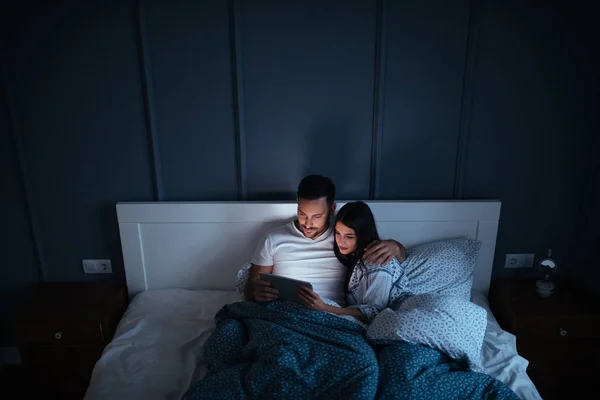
[272,242,336,264]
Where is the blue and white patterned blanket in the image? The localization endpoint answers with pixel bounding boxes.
[183,301,518,400]
[375,340,518,399]
[183,300,378,400]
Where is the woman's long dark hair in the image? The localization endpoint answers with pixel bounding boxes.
[333,201,380,291]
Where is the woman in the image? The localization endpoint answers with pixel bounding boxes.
[297,201,406,323]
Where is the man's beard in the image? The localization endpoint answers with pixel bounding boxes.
[302,225,326,239]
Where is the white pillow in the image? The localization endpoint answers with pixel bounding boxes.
[402,238,481,300]
[367,293,487,371]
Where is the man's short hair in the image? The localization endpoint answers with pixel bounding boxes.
[297,175,336,207]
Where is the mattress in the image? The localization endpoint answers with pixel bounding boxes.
[84,289,542,400]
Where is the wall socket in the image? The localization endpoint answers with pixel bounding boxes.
[82,259,112,274]
[504,254,534,268]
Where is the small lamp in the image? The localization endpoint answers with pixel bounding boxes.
[536,249,557,297]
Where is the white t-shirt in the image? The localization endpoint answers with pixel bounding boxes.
[251,220,347,305]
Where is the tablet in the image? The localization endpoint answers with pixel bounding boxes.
[259,273,313,305]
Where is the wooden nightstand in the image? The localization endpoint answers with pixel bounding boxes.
[489,279,600,400]
[15,282,127,399]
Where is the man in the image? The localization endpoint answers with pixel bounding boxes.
[245,175,406,305]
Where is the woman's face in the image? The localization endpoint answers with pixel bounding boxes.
[335,222,357,255]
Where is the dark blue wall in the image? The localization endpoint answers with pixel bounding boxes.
[463,0,599,280]
[0,74,40,344]
[240,0,377,199]
[143,0,239,200]
[1,0,598,345]
[378,0,470,199]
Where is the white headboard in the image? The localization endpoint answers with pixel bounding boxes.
[116,201,501,298]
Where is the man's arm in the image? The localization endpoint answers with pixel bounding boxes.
[246,232,279,301]
[363,240,406,265]
[244,264,279,302]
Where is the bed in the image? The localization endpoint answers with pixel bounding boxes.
[84,201,542,400]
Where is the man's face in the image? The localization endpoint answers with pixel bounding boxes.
[297,197,334,239]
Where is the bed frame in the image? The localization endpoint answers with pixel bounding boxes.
[116,201,501,298]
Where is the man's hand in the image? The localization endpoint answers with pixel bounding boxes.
[296,286,328,311]
[363,240,406,266]
[245,278,279,302]
[245,264,279,302]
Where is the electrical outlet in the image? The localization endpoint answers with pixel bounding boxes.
[504,254,534,268]
[82,259,112,274]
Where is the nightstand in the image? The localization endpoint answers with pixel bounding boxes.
[489,279,600,400]
[15,282,127,399]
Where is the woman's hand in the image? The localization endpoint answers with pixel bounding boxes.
[296,286,328,311]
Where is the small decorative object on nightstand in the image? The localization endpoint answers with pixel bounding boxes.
[489,279,600,400]
[14,282,127,399]
[536,248,557,297]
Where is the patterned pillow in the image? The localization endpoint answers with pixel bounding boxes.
[235,262,252,299]
[401,238,481,300]
[367,294,487,371]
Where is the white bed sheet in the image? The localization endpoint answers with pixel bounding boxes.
[85,289,241,400]
[85,289,542,400]
[471,290,542,400]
